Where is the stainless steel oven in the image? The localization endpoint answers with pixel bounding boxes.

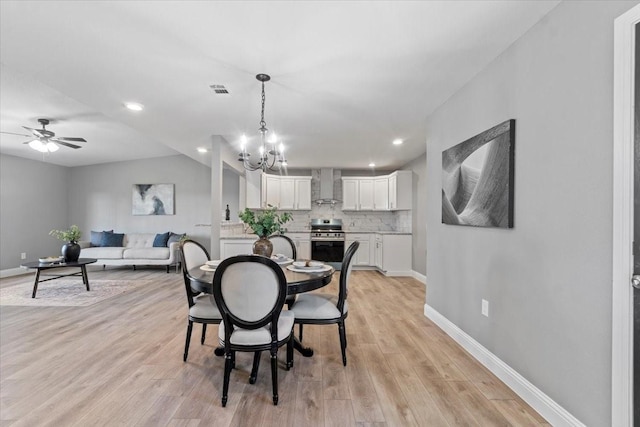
[310,219,345,270]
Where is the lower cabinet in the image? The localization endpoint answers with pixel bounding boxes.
[220,239,254,259]
[345,233,371,266]
[376,234,411,275]
[286,232,311,260]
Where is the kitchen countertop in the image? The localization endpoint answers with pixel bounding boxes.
[220,230,411,239]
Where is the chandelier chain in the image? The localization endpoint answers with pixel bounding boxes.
[260,81,267,132]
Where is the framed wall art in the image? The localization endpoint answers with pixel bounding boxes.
[132,183,174,215]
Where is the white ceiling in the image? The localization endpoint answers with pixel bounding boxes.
[0,1,559,169]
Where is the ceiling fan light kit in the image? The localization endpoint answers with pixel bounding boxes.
[238,73,287,172]
[0,118,88,153]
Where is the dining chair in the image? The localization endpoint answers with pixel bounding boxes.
[269,233,298,308]
[212,255,294,406]
[290,241,359,366]
[179,239,221,362]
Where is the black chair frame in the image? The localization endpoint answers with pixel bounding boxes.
[295,241,359,366]
[269,233,298,308]
[212,255,294,406]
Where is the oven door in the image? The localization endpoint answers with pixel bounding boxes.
[311,239,345,270]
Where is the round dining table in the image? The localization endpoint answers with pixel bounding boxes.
[187,263,335,357]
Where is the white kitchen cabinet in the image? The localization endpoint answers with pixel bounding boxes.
[345,233,371,266]
[220,239,254,259]
[286,232,311,260]
[374,177,389,210]
[261,175,311,210]
[388,171,412,210]
[341,177,374,210]
[375,233,412,275]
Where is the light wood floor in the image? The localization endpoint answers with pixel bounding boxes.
[0,267,548,426]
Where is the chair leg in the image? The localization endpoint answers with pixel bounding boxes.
[250,351,262,384]
[184,320,193,362]
[338,321,347,366]
[299,324,304,342]
[231,351,236,369]
[270,350,279,405]
[286,335,294,370]
[201,324,207,344]
[222,352,233,407]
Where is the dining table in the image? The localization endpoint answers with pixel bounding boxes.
[187,262,335,357]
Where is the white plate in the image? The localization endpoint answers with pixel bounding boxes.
[271,255,293,265]
[200,265,217,272]
[286,264,332,273]
[292,260,324,269]
[205,260,221,267]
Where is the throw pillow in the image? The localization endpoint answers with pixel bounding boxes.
[90,230,113,247]
[167,232,186,247]
[100,232,124,247]
[153,232,170,247]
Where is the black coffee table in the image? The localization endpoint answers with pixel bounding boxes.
[20,258,98,298]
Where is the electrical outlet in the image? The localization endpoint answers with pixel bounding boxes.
[20,252,27,260]
[481,299,489,317]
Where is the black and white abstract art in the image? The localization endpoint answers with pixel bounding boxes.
[442,119,515,228]
[132,184,174,215]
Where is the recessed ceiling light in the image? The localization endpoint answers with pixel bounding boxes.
[369,162,376,168]
[197,147,208,153]
[393,138,403,145]
[125,102,144,111]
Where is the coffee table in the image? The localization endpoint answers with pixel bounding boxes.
[20,258,98,298]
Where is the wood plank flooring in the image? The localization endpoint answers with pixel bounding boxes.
[0,267,548,426]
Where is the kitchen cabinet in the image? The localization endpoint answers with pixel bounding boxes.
[286,232,311,260]
[341,178,374,211]
[374,233,412,275]
[220,239,255,259]
[261,175,311,210]
[373,234,383,269]
[345,233,371,266]
[388,171,412,210]
[374,177,389,210]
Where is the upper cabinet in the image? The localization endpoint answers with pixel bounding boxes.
[341,170,412,211]
[261,174,311,210]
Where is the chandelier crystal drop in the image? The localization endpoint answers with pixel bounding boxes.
[238,74,287,172]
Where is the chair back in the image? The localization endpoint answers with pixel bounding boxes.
[337,241,359,314]
[268,234,297,260]
[212,255,288,341]
[180,239,210,305]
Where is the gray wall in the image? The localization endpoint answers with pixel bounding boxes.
[0,154,69,270]
[222,168,240,221]
[67,155,212,250]
[424,2,637,425]
[404,153,426,276]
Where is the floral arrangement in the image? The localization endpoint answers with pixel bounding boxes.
[49,225,82,243]
[239,206,292,238]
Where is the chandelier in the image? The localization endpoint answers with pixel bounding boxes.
[238,73,287,172]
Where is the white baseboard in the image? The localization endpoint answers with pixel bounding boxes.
[412,270,426,284]
[424,304,585,427]
[0,267,29,279]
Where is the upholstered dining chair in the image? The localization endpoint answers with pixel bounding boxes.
[212,255,294,406]
[179,239,221,362]
[269,233,298,308]
[290,241,359,366]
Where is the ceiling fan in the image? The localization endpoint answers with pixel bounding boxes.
[1,118,87,152]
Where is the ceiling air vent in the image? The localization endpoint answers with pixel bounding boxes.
[209,84,229,95]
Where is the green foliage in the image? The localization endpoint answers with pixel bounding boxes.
[49,225,82,243]
[238,205,293,238]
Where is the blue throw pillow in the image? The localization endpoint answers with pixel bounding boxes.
[101,232,124,247]
[153,232,170,247]
[167,232,185,247]
[90,230,113,247]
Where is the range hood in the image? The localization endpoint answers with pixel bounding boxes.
[313,168,341,205]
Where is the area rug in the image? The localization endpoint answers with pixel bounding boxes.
[0,279,150,307]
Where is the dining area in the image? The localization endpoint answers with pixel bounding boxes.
[179,238,358,407]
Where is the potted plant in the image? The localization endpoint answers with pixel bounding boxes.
[49,225,82,262]
[239,205,292,257]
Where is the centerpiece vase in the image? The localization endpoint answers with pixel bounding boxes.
[62,242,81,262]
[253,236,273,258]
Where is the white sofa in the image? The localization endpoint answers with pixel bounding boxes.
[79,233,180,272]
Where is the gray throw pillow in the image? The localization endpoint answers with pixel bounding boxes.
[167,232,185,247]
[90,230,113,247]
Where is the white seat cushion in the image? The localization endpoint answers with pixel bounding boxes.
[123,247,169,260]
[218,311,295,346]
[189,294,221,320]
[290,293,347,320]
[80,246,125,259]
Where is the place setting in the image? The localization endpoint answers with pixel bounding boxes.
[271,253,294,266]
[286,260,332,273]
[199,260,221,272]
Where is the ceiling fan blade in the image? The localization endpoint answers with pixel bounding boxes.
[0,131,31,137]
[54,137,87,142]
[22,126,45,138]
[54,140,82,149]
